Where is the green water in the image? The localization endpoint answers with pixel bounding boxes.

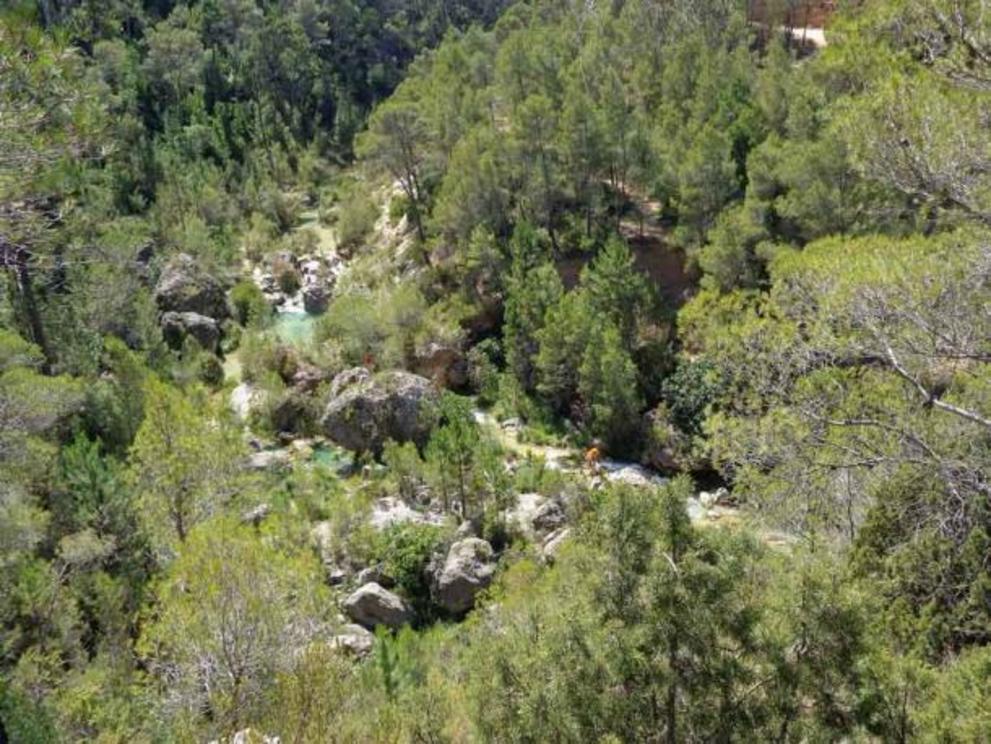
[311,444,353,472]
[273,311,317,346]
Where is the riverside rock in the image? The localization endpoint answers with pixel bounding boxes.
[320,370,439,456]
[154,253,230,320]
[160,311,220,352]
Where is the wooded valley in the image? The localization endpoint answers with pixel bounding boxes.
[2,0,991,740]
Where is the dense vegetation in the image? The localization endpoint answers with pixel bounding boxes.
[3,0,991,740]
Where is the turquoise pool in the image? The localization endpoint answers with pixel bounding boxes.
[273,311,317,346]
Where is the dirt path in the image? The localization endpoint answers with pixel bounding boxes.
[471,409,755,530]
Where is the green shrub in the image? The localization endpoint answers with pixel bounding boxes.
[0,329,44,371]
[388,193,410,223]
[198,353,224,388]
[230,281,270,326]
[336,184,379,250]
[372,523,448,620]
[272,257,301,295]
[660,359,723,435]
[467,339,502,406]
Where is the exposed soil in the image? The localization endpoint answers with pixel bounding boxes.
[556,189,698,308]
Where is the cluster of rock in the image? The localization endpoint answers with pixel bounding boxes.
[253,250,340,314]
[153,253,231,353]
[335,534,500,635]
[504,491,572,563]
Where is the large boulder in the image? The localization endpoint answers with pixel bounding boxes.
[343,582,414,630]
[432,537,496,615]
[154,253,230,319]
[320,370,439,456]
[506,492,545,538]
[160,311,220,352]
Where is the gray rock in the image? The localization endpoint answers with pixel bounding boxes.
[270,392,308,434]
[532,499,566,533]
[320,370,439,456]
[506,493,565,537]
[356,564,395,589]
[328,366,370,398]
[291,363,330,393]
[369,497,445,531]
[540,527,571,563]
[686,498,706,523]
[432,538,496,615]
[455,519,481,539]
[230,383,264,420]
[500,417,522,432]
[699,487,731,508]
[329,624,374,657]
[241,503,271,527]
[248,449,291,471]
[154,253,230,319]
[602,461,669,489]
[160,311,220,352]
[506,492,545,537]
[302,283,329,314]
[642,406,687,473]
[230,729,280,744]
[343,582,414,629]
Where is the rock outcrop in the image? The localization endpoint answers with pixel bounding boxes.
[412,342,468,389]
[160,311,220,352]
[154,253,230,320]
[302,282,329,314]
[540,527,571,563]
[343,582,414,629]
[431,537,496,615]
[320,370,439,456]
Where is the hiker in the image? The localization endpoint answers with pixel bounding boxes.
[584,442,602,474]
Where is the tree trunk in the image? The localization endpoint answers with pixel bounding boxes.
[3,241,54,372]
[666,638,678,744]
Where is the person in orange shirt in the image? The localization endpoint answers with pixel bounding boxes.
[584,442,602,474]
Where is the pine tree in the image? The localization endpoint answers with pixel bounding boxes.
[581,236,650,345]
[578,320,643,453]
